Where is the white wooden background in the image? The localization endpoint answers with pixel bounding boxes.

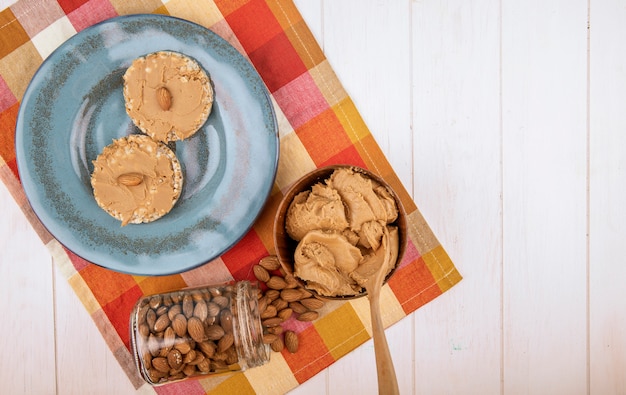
[2,0,625,394]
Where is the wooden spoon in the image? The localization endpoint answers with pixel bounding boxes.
[363,227,400,395]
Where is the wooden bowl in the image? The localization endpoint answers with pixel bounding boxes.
[273,165,408,300]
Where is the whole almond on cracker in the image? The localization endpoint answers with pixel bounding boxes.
[157,86,172,110]
[117,172,143,186]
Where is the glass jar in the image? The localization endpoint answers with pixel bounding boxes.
[129,281,270,385]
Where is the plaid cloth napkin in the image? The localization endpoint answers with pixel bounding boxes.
[0,0,462,393]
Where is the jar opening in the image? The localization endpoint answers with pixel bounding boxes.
[234,281,271,368]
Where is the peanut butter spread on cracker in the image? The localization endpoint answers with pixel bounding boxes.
[91,134,183,226]
[123,51,213,142]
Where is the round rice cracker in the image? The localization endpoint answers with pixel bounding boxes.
[91,134,183,226]
[123,51,214,143]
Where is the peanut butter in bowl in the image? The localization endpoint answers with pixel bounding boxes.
[274,165,407,299]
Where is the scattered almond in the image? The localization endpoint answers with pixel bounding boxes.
[262,317,283,327]
[270,337,284,352]
[271,297,288,311]
[265,289,280,301]
[284,274,299,289]
[253,265,270,282]
[267,325,283,335]
[263,333,278,344]
[260,304,277,319]
[297,311,319,322]
[258,255,281,271]
[266,276,288,290]
[289,301,308,314]
[285,331,299,353]
[300,297,325,310]
[278,307,293,321]
[299,288,314,299]
[280,288,303,303]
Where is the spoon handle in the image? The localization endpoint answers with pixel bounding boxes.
[369,289,400,395]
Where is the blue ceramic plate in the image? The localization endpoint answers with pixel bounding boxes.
[15,15,279,275]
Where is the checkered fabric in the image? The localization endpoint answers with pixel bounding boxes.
[0,0,462,393]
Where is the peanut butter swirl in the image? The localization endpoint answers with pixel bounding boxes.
[286,168,399,296]
[91,134,183,226]
[123,51,213,142]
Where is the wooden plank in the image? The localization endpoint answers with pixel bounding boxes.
[0,183,57,393]
[589,0,626,392]
[501,0,588,393]
[321,1,414,394]
[321,0,414,186]
[411,1,502,394]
